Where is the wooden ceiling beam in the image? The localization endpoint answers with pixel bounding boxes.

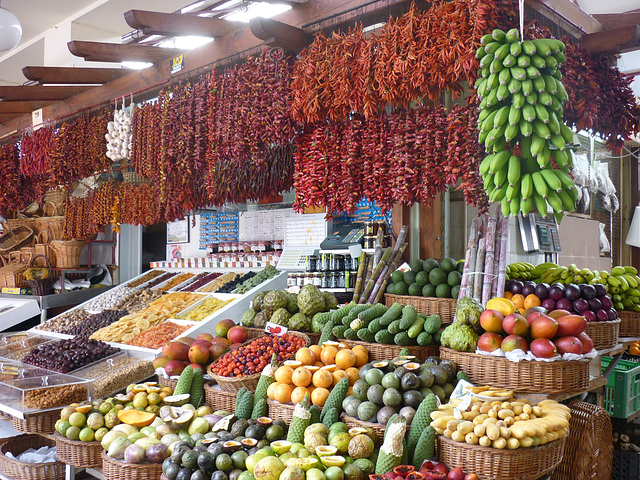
[124,9,241,37]
[249,18,313,54]
[581,25,640,55]
[0,114,23,123]
[0,101,54,114]
[68,41,183,63]
[0,86,94,101]
[594,11,640,30]
[22,66,131,85]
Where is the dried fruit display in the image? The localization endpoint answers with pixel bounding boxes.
[22,337,120,374]
[177,296,233,322]
[128,321,191,349]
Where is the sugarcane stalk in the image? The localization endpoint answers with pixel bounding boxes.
[371,245,383,272]
[461,218,480,298]
[482,215,497,306]
[372,243,407,304]
[359,247,393,303]
[375,227,384,248]
[352,252,368,303]
[473,237,486,301]
[491,212,503,297]
[496,215,510,298]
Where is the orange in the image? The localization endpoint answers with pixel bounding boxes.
[291,386,310,405]
[312,368,333,389]
[275,366,294,384]
[345,367,360,385]
[518,307,526,315]
[267,381,280,400]
[335,349,357,370]
[504,291,514,300]
[524,294,542,310]
[273,383,293,404]
[292,367,312,387]
[332,369,348,386]
[311,387,331,407]
[320,346,338,365]
[321,364,337,372]
[309,344,322,360]
[351,346,369,367]
[295,347,316,365]
[510,294,525,310]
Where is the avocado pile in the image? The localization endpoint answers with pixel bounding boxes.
[385,257,463,299]
[341,355,466,425]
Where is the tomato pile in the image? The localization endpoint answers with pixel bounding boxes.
[212,334,306,378]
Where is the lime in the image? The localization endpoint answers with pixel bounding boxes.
[409,259,423,272]
[422,258,440,273]
[435,284,451,298]
[422,284,436,297]
[440,257,457,273]
[415,271,429,286]
[403,271,417,285]
[408,283,422,296]
[447,270,462,287]
[394,282,408,295]
[94,427,109,443]
[428,268,447,286]
[68,412,86,428]
[65,425,81,441]
[56,420,71,436]
[79,427,95,442]
[451,285,460,299]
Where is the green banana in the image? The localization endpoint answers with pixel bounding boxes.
[531,134,546,157]
[499,67,511,86]
[489,150,510,174]
[508,78,522,94]
[533,120,551,139]
[531,171,548,198]
[522,104,536,123]
[507,155,521,186]
[519,118,533,137]
[540,168,562,193]
[508,104,521,126]
[521,173,533,199]
[557,188,575,212]
[510,41,522,56]
[530,54,547,69]
[492,29,506,42]
[517,54,531,68]
[545,190,564,213]
[534,103,549,124]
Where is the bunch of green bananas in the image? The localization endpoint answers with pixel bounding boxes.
[475,28,579,219]
[505,261,535,280]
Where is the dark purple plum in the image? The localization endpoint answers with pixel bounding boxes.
[583,310,597,322]
[581,284,597,300]
[594,284,607,297]
[587,298,602,311]
[534,283,550,300]
[573,298,590,313]
[596,309,609,322]
[564,284,581,301]
[556,298,573,311]
[549,285,565,301]
[607,308,618,320]
[506,280,518,294]
[510,280,523,295]
[600,296,613,310]
[522,282,536,297]
[541,298,556,311]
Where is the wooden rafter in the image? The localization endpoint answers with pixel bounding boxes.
[23,66,131,85]
[124,9,241,37]
[0,101,53,114]
[68,41,183,63]
[581,25,640,55]
[594,10,640,30]
[249,17,313,54]
[0,86,94,101]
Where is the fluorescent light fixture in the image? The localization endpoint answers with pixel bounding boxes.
[181,1,206,14]
[198,12,215,17]
[140,35,163,44]
[363,22,386,33]
[158,36,213,50]
[222,2,291,23]
[121,61,153,70]
[214,0,242,11]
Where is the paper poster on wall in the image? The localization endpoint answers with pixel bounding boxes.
[167,217,190,243]
[167,244,184,261]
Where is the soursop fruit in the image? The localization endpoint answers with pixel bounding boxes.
[286,293,300,314]
[271,308,292,327]
[254,311,267,328]
[322,291,338,310]
[262,290,288,317]
[440,322,479,352]
[298,285,326,317]
[289,313,311,332]
[252,291,268,312]
[241,309,256,327]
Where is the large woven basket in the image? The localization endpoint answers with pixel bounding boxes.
[24,254,56,296]
[207,332,311,393]
[337,339,439,362]
[54,433,102,469]
[0,434,65,480]
[50,240,86,269]
[101,451,163,480]
[246,327,320,345]
[384,294,456,323]
[204,384,238,412]
[0,262,28,289]
[12,409,61,434]
[439,347,590,394]
[618,310,640,337]
[341,413,397,443]
[551,400,612,480]
[585,319,620,350]
[437,435,566,480]
[34,216,65,242]
[0,226,34,266]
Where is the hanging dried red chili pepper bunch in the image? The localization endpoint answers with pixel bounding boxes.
[206,48,296,206]
[48,109,111,188]
[0,143,21,217]
[19,126,54,178]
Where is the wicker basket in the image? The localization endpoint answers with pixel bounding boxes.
[34,216,65,242]
[341,414,392,443]
[161,377,178,391]
[0,262,28,289]
[54,433,102,469]
[50,240,86,269]
[551,400,612,480]
[207,332,311,393]
[101,450,163,480]
[44,189,66,206]
[246,327,320,345]
[24,254,56,296]
[384,294,456,323]
[12,410,60,434]
[618,310,640,337]
[0,226,34,266]
[437,435,566,480]
[0,434,65,480]
[34,243,56,267]
[585,319,620,350]
[204,384,238,412]
[337,339,439,362]
[439,347,590,394]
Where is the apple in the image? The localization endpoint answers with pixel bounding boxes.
[478,332,504,352]
[578,332,594,354]
[501,334,528,353]
[502,313,529,336]
[479,309,504,333]
[554,336,584,355]
[530,338,558,358]
[556,314,587,337]
[530,316,559,339]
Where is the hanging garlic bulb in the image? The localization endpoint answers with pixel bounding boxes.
[105,100,134,162]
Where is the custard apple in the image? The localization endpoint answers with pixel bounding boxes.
[297,284,326,317]
[241,309,256,327]
[289,313,311,332]
[270,308,291,327]
[286,293,299,314]
[440,322,479,352]
[252,291,267,312]
[253,311,267,328]
[262,290,288,317]
[322,291,338,310]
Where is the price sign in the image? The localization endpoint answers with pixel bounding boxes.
[265,322,288,336]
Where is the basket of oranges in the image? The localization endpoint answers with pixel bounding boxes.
[267,341,370,422]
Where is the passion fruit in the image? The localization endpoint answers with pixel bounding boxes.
[403,362,421,372]
[223,441,243,453]
[406,473,425,480]
[256,417,273,427]
[320,455,346,468]
[242,438,259,449]
[315,445,338,457]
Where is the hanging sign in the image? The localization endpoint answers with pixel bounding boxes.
[31,108,43,129]
[171,54,184,74]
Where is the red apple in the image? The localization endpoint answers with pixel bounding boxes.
[177,336,195,347]
[530,338,558,358]
[227,326,248,344]
[478,332,504,352]
[447,467,464,480]
[501,334,528,353]
[188,343,211,364]
[162,341,190,361]
[530,316,559,339]
[578,332,594,354]
[556,315,587,337]
[215,319,236,339]
[503,313,529,336]
[196,333,214,342]
[555,336,584,355]
[479,309,504,333]
[164,360,188,376]
[548,309,572,320]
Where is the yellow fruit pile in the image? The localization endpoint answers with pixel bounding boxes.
[431,396,570,450]
[267,341,369,407]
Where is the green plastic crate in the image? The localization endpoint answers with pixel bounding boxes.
[602,356,640,418]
